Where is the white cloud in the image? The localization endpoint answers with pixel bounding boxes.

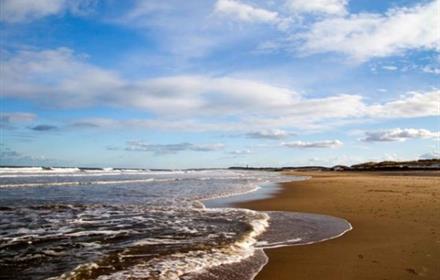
[1,48,126,107]
[118,0,439,63]
[282,139,343,148]
[367,90,440,119]
[0,48,298,115]
[0,0,64,22]
[69,118,244,132]
[420,152,440,160]
[0,112,37,129]
[361,128,440,142]
[190,143,225,152]
[246,129,292,139]
[123,2,172,22]
[296,0,440,61]
[2,48,438,133]
[0,112,36,123]
[0,0,96,23]
[116,1,229,59]
[382,65,398,71]
[286,0,347,16]
[214,0,279,23]
[120,141,225,155]
[229,149,252,155]
[0,146,56,165]
[422,66,440,75]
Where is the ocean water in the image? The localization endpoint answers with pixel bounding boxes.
[0,168,351,280]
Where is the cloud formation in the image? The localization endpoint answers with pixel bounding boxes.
[1,48,438,133]
[420,152,440,160]
[282,140,343,148]
[3,0,437,65]
[0,0,96,23]
[1,112,36,123]
[296,0,440,61]
[30,124,58,132]
[0,146,54,165]
[212,0,440,62]
[286,0,347,15]
[0,112,36,129]
[367,91,440,119]
[120,141,225,155]
[361,128,439,142]
[0,48,298,114]
[246,129,292,140]
[422,66,440,75]
[229,149,252,155]
[214,0,279,23]
[382,65,398,71]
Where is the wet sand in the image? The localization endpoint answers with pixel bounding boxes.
[236,171,440,280]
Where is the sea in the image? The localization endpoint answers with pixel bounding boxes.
[0,167,352,280]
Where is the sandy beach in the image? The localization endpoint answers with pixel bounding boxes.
[237,171,440,280]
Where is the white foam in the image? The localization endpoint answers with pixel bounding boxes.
[256,238,303,249]
[0,169,306,280]
[0,167,81,174]
[131,238,190,246]
[0,178,156,188]
[0,167,44,173]
[52,208,270,280]
[66,230,131,237]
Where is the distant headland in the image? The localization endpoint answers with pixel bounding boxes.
[229,159,440,172]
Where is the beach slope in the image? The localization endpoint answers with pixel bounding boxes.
[237,171,440,280]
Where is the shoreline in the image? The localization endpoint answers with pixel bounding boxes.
[235,171,440,280]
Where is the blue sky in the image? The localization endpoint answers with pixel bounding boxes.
[0,0,439,168]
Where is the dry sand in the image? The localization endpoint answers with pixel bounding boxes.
[236,171,440,280]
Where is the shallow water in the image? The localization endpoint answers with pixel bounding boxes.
[0,167,351,280]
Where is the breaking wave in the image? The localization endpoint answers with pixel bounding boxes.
[0,168,351,280]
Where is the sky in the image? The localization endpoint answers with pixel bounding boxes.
[0,0,439,168]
